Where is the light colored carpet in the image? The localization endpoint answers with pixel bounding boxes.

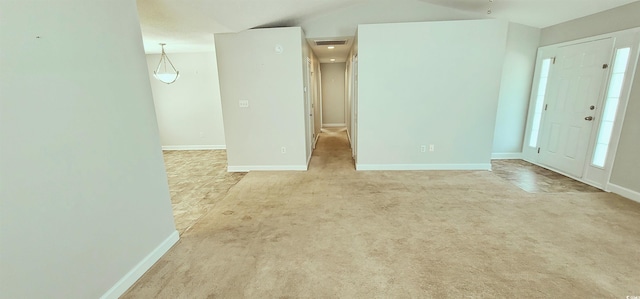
[124,128,640,298]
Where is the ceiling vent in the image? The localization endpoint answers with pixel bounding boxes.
[315,40,348,46]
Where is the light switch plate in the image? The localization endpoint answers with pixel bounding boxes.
[239,100,249,108]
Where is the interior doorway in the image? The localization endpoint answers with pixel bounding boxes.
[320,63,347,128]
[308,127,356,171]
[313,63,322,148]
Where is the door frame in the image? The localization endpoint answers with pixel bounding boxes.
[316,64,323,135]
[537,38,615,179]
[351,54,358,161]
[304,57,315,162]
[522,27,640,190]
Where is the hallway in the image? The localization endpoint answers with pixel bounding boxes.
[308,127,354,172]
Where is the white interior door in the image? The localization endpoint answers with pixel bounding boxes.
[305,59,315,152]
[312,65,321,147]
[538,38,613,178]
[351,55,358,161]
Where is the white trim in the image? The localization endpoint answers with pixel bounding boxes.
[322,123,346,128]
[346,130,352,149]
[523,158,607,190]
[491,153,523,160]
[524,159,640,203]
[101,231,179,299]
[355,163,492,171]
[580,177,605,190]
[607,183,640,204]
[162,145,226,151]
[314,133,320,148]
[227,165,308,172]
[604,40,640,189]
[307,152,313,167]
[540,26,640,48]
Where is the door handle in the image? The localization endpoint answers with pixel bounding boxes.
[585,116,594,121]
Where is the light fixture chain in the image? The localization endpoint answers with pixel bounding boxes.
[154,43,180,84]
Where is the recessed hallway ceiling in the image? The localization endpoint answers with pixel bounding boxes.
[137,0,639,61]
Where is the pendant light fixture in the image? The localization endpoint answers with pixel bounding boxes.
[153,43,180,84]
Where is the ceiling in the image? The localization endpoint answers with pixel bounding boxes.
[137,0,639,63]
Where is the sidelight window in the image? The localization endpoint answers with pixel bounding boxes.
[592,47,631,168]
[528,58,552,148]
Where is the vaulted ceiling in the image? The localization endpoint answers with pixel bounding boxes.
[137,0,639,62]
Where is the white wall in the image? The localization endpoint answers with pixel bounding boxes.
[321,63,347,126]
[492,23,541,159]
[215,27,308,171]
[299,0,479,39]
[611,51,640,194]
[356,20,508,170]
[0,1,178,298]
[540,1,640,46]
[146,51,226,150]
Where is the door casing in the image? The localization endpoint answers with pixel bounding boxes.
[522,28,640,190]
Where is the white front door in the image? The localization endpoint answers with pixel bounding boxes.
[539,38,613,178]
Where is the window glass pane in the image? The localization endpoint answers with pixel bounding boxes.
[613,48,631,73]
[607,73,625,98]
[534,95,545,113]
[537,77,548,96]
[592,48,631,168]
[529,58,552,148]
[592,145,607,168]
[529,125,540,147]
[540,59,551,78]
[602,98,619,122]
[597,121,614,144]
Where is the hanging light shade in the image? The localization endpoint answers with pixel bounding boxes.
[153,43,180,84]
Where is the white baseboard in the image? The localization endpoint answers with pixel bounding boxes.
[227,165,308,172]
[162,145,226,150]
[101,230,179,299]
[607,183,640,204]
[355,163,492,171]
[523,159,606,190]
[491,153,523,160]
[314,134,320,148]
[322,123,346,128]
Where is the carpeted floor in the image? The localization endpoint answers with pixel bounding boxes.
[124,128,640,298]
